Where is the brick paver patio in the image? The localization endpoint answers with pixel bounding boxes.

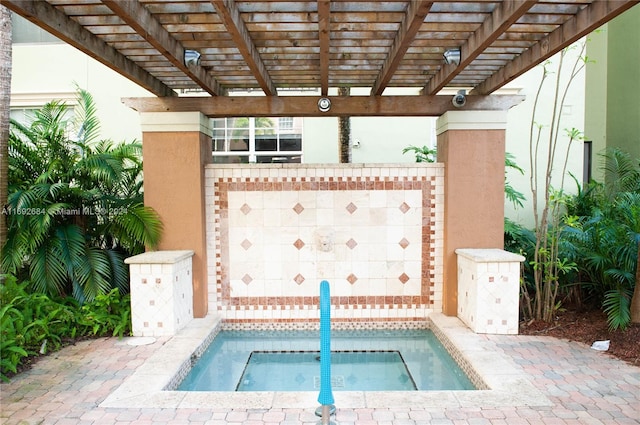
[1,320,639,424]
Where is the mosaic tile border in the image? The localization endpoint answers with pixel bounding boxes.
[103,313,551,410]
[205,165,444,322]
[164,318,486,392]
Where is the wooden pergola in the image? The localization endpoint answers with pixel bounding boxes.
[6,1,638,319]
[5,0,638,116]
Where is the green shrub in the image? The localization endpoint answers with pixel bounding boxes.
[0,275,132,381]
[78,289,132,338]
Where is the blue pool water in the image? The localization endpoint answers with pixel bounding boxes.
[177,329,475,391]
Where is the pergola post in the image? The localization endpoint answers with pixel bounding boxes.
[139,112,212,318]
[436,111,507,316]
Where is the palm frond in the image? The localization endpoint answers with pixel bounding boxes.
[603,288,632,330]
[29,239,69,298]
[601,147,640,197]
[75,247,112,302]
[109,204,163,253]
[75,152,124,186]
[104,249,129,293]
[1,227,28,275]
[53,224,86,279]
[72,86,101,145]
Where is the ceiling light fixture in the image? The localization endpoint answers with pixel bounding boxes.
[184,50,202,67]
[443,48,461,66]
[317,97,332,112]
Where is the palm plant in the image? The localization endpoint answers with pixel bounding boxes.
[2,89,162,302]
[564,148,639,329]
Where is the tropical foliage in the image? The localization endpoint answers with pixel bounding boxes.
[521,42,586,323]
[563,149,640,329]
[402,144,437,163]
[510,148,639,330]
[0,275,132,381]
[1,88,162,303]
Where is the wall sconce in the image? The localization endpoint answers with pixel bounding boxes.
[184,49,201,67]
[317,97,331,112]
[443,48,461,66]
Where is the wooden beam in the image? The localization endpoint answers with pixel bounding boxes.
[371,0,434,96]
[472,0,639,94]
[318,0,331,96]
[101,0,221,96]
[2,0,175,98]
[122,95,524,117]
[210,0,277,96]
[425,0,536,95]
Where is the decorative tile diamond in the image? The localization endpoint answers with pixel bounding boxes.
[293,239,305,250]
[240,203,252,215]
[398,273,410,284]
[346,238,358,249]
[346,202,358,214]
[241,239,252,250]
[399,202,411,214]
[398,237,410,249]
[242,274,253,285]
[293,203,305,215]
[294,274,305,285]
[347,273,358,284]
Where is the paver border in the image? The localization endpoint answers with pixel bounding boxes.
[100,313,552,409]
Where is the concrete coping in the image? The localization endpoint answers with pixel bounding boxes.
[455,248,525,263]
[124,250,195,264]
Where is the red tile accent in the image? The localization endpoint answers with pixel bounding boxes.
[345,202,357,214]
[292,203,305,214]
[346,238,358,249]
[213,173,437,316]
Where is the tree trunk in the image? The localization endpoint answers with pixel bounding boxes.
[630,243,640,323]
[0,6,12,264]
[338,86,351,163]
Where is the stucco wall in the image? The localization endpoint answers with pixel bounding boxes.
[586,5,640,184]
[11,43,151,143]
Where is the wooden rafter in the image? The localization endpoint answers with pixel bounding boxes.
[101,0,221,96]
[210,0,277,96]
[472,0,639,94]
[425,0,537,95]
[123,95,524,117]
[2,0,175,98]
[371,0,434,96]
[318,0,331,96]
[7,1,638,97]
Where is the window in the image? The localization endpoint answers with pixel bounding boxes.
[279,117,293,130]
[10,94,77,141]
[211,117,303,164]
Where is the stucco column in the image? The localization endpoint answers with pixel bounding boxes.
[436,111,507,316]
[140,112,212,318]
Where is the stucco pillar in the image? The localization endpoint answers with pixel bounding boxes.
[436,111,507,316]
[140,112,212,318]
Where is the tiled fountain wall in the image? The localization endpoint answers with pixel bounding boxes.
[205,164,444,324]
